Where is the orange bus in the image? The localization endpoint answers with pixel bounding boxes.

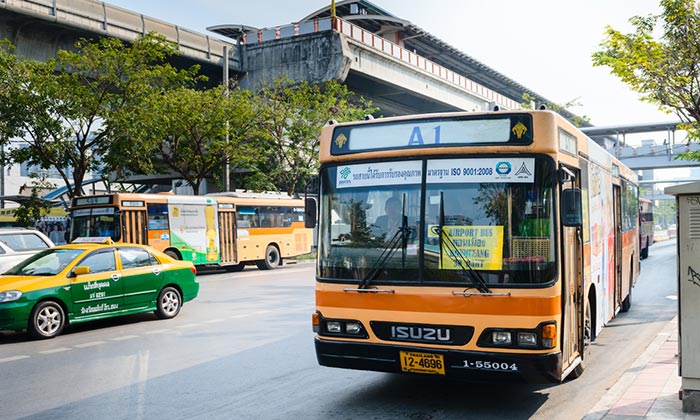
[639,198,654,259]
[69,191,312,270]
[309,110,639,382]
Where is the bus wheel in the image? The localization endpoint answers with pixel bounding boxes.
[570,300,592,379]
[28,301,66,340]
[621,285,632,312]
[155,287,182,319]
[257,245,280,270]
[640,239,649,260]
[165,249,180,260]
[225,263,245,272]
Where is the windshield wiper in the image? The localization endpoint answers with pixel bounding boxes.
[359,194,410,289]
[438,192,492,294]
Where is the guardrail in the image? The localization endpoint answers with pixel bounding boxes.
[242,16,520,111]
[0,0,231,64]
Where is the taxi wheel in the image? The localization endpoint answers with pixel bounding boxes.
[155,286,182,319]
[29,301,66,340]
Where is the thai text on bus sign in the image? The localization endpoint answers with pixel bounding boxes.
[335,158,535,188]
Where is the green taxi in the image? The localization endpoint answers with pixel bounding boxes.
[0,238,199,339]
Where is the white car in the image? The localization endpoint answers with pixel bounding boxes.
[0,228,55,273]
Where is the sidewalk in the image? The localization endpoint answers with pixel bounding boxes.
[584,316,700,419]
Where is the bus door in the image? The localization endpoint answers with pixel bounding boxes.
[121,209,147,245]
[218,205,237,265]
[560,165,583,368]
[613,185,622,312]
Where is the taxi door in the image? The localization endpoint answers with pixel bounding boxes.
[70,249,124,318]
[117,247,162,310]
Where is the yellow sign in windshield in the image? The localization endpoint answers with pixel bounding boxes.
[438,225,504,270]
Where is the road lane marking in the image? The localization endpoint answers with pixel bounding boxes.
[74,341,106,348]
[110,335,139,341]
[230,314,249,319]
[204,318,225,324]
[144,329,172,334]
[0,355,30,363]
[252,310,272,315]
[39,347,71,354]
[176,323,200,329]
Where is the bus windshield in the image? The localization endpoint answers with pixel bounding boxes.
[318,156,557,286]
[70,208,121,242]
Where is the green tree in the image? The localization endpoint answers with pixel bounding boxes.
[122,85,259,195]
[592,0,700,148]
[248,77,378,195]
[0,33,201,200]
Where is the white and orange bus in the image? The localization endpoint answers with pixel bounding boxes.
[309,110,639,382]
[639,198,654,259]
[69,191,312,270]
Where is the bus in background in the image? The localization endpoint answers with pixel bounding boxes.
[639,198,654,259]
[69,191,312,271]
[309,110,639,382]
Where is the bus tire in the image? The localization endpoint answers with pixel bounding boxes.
[621,286,632,313]
[569,298,592,379]
[164,249,180,260]
[155,286,182,319]
[28,300,66,340]
[640,239,649,260]
[256,245,280,270]
[225,263,245,272]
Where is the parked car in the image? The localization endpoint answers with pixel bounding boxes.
[0,228,55,273]
[0,238,199,339]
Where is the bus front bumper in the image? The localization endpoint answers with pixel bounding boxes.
[315,337,563,383]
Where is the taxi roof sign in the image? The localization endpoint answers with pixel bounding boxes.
[72,237,115,245]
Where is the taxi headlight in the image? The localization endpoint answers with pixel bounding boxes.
[0,290,22,303]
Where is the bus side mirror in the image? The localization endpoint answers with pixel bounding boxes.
[304,197,317,229]
[561,188,582,227]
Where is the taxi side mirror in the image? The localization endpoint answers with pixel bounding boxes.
[73,266,91,276]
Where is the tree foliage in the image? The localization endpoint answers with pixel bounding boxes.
[248,77,378,195]
[0,33,201,200]
[592,0,700,143]
[121,85,259,195]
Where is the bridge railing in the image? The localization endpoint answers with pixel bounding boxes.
[1,0,231,64]
[242,17,520,111]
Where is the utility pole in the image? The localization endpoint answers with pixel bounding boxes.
[223,45,230,192]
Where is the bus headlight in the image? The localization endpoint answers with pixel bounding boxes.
[316,313,369,339]
[491,331,512,345]
[345,322,363,334]
[478,321,557,350]
[517,332,538,347]
[326,321,342,333]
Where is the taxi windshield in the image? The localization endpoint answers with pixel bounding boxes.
[5,248,85,276]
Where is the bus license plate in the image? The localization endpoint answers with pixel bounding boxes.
[399,351,445,375]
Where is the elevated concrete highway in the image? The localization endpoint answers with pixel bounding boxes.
[0,0,236,83]
[0,0,562,117]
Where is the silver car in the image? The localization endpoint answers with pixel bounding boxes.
[0,228,55,273]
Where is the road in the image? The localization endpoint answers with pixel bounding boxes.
[0,241,678,420]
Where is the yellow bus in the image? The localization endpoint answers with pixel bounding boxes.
[309,110,639,382]
[69,192,312,271]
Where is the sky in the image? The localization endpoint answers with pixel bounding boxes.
[104,0,674,144]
